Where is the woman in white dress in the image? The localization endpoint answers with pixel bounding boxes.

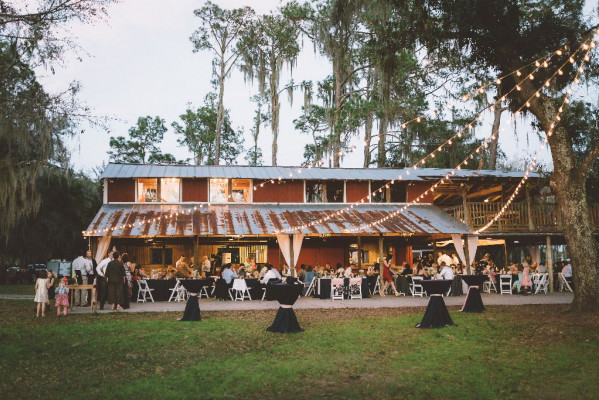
[34,271,50,317]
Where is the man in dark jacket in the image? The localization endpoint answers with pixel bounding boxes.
[105,251,125,311]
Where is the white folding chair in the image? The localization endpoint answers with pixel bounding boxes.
[199,285,210,299]
[483,274,497,293]
[411,276,424,297]
[349,278,362,299]
[136,279,155,303]
[539,273,549,294]
[371,278,380,295]
[499,274,512,295]
[304,277,317,297]
[168,279,184,302]
[558,273,573,293]
[331,278,344,300]
[230,279,252,301]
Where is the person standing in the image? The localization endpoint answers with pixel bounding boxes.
[72,250,93,306]
[34,271,50,317]
[96,251,113,310]
[106,251,125,311]
[201,255,211,277]
[120,253,133,309]
[46,270,56,310]
[87,251,97,307]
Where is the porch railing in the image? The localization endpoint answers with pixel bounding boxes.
[444,202,599,232]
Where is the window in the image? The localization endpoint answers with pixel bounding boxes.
[231,179,251,202]
[160,178,181,202]
[306,180,324,203]
[371,181,387,203]
[138,178,158,202]
[327,181,344,203]
[390,183,406,202]
[210,178,229,202]
[150,247,173,265]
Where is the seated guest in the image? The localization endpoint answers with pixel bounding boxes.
[261,264,280,284]
[175,259,191,278]
[401,263,413,276]
[437,262,454,280]
[259,263,268,278]
[562,261,572,279]
[238,266,247,278]
[335,263,344,277]
[414,264,429,279]
[304,265,315,284]
[298,265,306,282]
[537,263,548,273]
[366,266,375,276]
[221,263,238,284]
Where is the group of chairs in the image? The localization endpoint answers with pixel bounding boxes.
[482,273,551,295]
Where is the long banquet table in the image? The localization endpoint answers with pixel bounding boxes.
[314,277,370,299]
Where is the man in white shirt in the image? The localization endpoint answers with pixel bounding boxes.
[72,250,93,306]
[437,262,455,280]
[437,252,453,268]
[96,251,113,310]
[562,262,573,278]
[344,266,354,278]
[537,263,548,274]
[261,264,281,284]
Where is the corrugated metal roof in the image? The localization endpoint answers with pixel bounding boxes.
[85,203,472,237]
[100,163,539,181]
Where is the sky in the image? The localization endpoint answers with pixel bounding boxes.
[34,0,599,174]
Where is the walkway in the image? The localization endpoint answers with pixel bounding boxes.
[1,292,574,314]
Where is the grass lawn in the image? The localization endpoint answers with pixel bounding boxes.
[1,300,598,400]
[0,284,34,295]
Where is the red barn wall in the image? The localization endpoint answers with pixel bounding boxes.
[253,180,304,203]
[107,179,135,202]
[406,182,435,203]
[394,244,413,267]
[182,178,208,202]
[346,181,370,203]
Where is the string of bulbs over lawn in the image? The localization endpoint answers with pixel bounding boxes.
[274,38,592,234]
[344,35,596,235]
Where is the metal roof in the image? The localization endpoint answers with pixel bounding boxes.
[85,203,472,237]
[101,163,540,181]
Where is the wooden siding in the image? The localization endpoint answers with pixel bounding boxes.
[182,178,208,202]
[346,181,370,203]
[394,244,413,266]
[107,179,135,202]
[406,182,435,203]
[253,179,304,203]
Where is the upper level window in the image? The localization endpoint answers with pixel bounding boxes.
[137,178,180,202]
[371,181,387,203]
[327,181,344,203]
[210,178,228,203]
[231,179,251,202]
[138,178,158,202]
[160,178,181,202]
[306,180,324,203]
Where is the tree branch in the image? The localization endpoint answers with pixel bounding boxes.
[579,138,599,177]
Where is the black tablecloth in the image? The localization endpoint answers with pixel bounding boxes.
[461,286,485,313]
[450,276,463,296]
[266,283,304,333]
[395,275,411,294]
[460,275,489,287]
[180,279,214,293]
[213,279,232,300]
[145,279,177,302]
[420,279,453,295]
[180,296,202,321]
[416,296,455,328]
[367,275,378,294]
[244,278,263,300]
[314,277,369,299]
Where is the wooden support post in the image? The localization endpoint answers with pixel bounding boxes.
[462,190,471,226]
[194,235,200,274]
[497,185,504,231]
[546,235,553,292]
[289,235,294,272]
[526,186,535,231]
[464,235,471,271]
[357,236,362,270]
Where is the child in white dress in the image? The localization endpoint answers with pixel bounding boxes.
[34,271,50,317]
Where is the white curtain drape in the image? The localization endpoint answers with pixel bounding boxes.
[451,234,467,265]
[527,245,541,265]
[276,234,305,271]
[276,234,291,268]
[467,235,479,265]
[95,236,111,264]
[292,233,304,269]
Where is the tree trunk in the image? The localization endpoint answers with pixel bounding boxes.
[488,104,503,170]
[333,62,343,168]
[270,66,280,166]
[215,69,226,166]
[364,108,373,167]
[377,117,387,167]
